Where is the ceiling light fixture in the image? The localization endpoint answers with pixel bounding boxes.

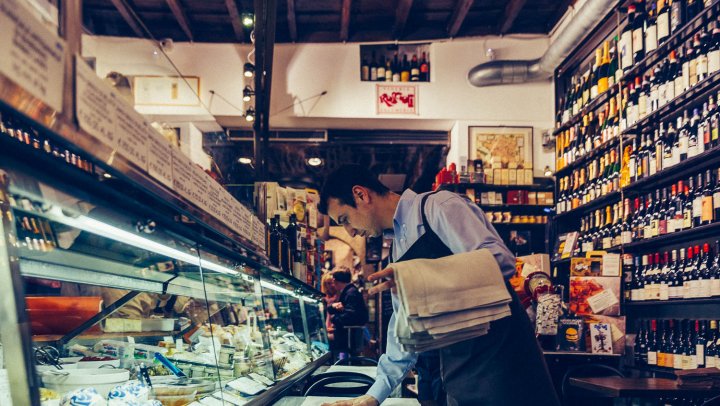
[238,157,252,165]
[242,86,255,102]
[243,62,255,78]
[242,13,254,28]
[245,108,255,122]
[307,157,323,167]
[544,165,553,177]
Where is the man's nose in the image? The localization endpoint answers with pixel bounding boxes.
[343,223,356,237]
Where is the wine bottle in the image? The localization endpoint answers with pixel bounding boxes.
[646,1,659,53]
[621,5,636,71]
[657,0,670,44]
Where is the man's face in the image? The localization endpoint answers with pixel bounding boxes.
[326,188,383,238]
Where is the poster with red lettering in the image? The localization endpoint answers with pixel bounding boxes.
[376,84,418,115]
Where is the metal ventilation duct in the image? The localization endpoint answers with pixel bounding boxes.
[468,0,618,87]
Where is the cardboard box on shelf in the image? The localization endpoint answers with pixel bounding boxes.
[507,190,521,205]
[508,169,517,185]
[569,276,621,316]
[524,169,534,185]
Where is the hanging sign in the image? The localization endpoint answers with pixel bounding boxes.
[0,0,65,112]
[376,84,418,115]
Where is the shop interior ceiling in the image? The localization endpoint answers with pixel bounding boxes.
[83,0,573,43]
[81,0,572,196]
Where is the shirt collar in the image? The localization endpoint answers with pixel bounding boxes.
[392,189,417,233]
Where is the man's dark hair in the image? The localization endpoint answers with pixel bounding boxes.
[319,164,390,214]
[332,269,352,283]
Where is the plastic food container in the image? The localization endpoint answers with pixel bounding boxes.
[40,368,130,395]
[153,390,197,406]
[141,318,176,332]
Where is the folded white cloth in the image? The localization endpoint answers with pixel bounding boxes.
[391,249,513,352]
[393,249,511,318]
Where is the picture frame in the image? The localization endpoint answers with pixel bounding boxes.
[468,126,533,170]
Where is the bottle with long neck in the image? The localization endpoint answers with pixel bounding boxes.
[646,1,659,53]
[632,2,646,64]
[658,0,670,44]
[621,5,636,71]
[410,53,420,81]
[419,51,429,81]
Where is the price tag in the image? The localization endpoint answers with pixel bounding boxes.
[147,133,173,188]
[587,288,619,314]
[76,59,118,148]
[0,0,65,112]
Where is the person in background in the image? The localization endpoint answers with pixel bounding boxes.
[318,164,559,406]
[321,271,339,344]
[327,267,369,359]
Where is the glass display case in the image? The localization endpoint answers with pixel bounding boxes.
[0,105,329,405]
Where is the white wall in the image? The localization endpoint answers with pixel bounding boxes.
[83,34,556,176]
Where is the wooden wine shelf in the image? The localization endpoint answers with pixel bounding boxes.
[622,147,720,194]
[554,190,622,220]
[543,350,621,357]
[625,297,720,307]
[438,183,553,192]
[554,136,622,179]
[622,222,720,251]
[553,86,617,137]
[620,0,720,83]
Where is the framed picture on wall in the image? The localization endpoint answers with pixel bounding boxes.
[469,126,533,170]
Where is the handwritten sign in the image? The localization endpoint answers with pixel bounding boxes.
[147,133,173,188]
[115,101,149,170]
[76,59,118,148]
[376,84,418,115]
[171,147,194,202]
[0,0,65,112]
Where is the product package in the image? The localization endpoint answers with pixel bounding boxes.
[556,317,585,352]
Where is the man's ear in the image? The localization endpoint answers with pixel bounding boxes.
[351,186,370,204]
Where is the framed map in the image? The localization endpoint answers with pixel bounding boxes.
[469,126,533,169]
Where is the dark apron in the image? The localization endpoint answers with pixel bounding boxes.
[393,192,560,406]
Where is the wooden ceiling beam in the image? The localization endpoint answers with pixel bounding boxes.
[225,0,245,42]
[109,0,145,38]
[393,0,413,39]
[165,0,194,41]
[499,0,527,34]
[447,0,474,38]
[340,0,351,41]
[287,0,297,42]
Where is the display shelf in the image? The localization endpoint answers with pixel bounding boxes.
[553,86,617,137]
[438,182,553,192]
[625,297,720,307]
[620,0,720,84]
[626,364,679,377]
[620,70,720,138]
[554,136,622,179]
[621,222,720,251]
[33,331,174,343]
[554,190,622,220]
[479,204,553,212]
[622,146,720,194]
[543,351,621,357]
[490,222,548,228]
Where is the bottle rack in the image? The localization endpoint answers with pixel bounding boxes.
[551,1,720,380]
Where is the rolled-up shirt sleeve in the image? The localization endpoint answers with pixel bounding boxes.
[428,192,517,280]
[367,297,418,403]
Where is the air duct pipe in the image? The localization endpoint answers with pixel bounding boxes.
[468,0,618,87]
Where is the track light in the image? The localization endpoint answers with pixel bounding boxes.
[243,62,255,78]
[307,157,323,167]
[242,13,254,28]
[245,108,255,122]
[243,86,255,102]
[238,157,252,164]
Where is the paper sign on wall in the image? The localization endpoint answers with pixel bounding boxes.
[76,59,118,148]
[0,0,65,112]
[376,84,418,115]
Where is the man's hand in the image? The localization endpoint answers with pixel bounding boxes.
[367,266,395,295]
[331,302,345,311]
[320,394,379,406]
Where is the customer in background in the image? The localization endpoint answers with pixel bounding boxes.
[321,272,339,343]
[318,164,559,406]
[327,267,369,359]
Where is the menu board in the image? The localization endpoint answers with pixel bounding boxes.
[0,0,65,112]
[115,100,149,170]
[146,133,173,188]
[76,59,118,148]
[171,147,194,202]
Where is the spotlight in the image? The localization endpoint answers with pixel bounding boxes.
[243,62,255,78]
[245,108,255,122]
[544,165,553,177]
[307,157,323,167]
[242,13,254,28]
[242,86,255,102]
[238,157,252,164]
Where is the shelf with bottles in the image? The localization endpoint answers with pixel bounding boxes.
[620,69,720,139]
[626,297,720,306]
[555,132,624,179]
[632,318,720,374]
[555,143,623,210]
[626,240,720,303]
[554,83,619,137]
[555,190,623,221]
[619,0,720,85]
[360,43,431,82]
[438,182,553,192]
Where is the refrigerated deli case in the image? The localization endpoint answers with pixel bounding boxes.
[0,114,329,404]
